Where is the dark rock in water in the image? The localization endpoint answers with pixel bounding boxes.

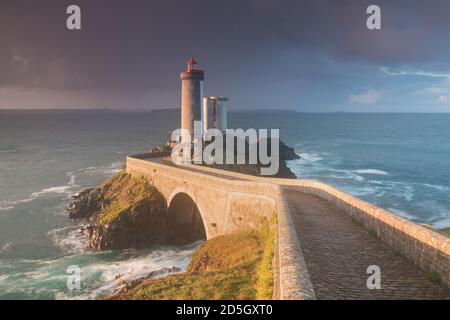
[68,172,170,251]
[279,140,300,161]
[67,188,102,219]
[68,171,206,251]
[80,196,168,250]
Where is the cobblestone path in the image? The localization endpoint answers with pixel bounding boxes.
[285,190,449,300]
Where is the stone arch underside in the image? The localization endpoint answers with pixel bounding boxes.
[167,192,207,245]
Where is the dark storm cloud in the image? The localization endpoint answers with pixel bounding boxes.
[1,0,450,109]
[257,0,450,64]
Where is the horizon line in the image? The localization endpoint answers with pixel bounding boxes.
[1,108,450,114]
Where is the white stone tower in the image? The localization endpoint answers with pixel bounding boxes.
[180,58,204,140]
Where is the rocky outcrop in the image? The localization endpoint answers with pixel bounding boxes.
[68,172,170,250]
[67,188,102,219]
[279,140,301,161]
[80,197,168,250]
[202,138,300,178]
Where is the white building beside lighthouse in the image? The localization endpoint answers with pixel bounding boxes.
[203,96,228,134]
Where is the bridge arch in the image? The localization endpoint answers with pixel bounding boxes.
[167,188,207,244]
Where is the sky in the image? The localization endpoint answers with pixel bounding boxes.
[1,0,450,112]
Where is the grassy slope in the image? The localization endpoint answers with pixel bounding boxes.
[95,172,166,225]
[111,215,277,300]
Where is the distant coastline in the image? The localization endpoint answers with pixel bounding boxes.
[2,108,450,114]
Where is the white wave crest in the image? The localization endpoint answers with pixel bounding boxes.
[82,161,123,176]
[419,183,450,192]
[297,152,323,163]
[56,243,200,300]
[0,205,14,211]
[1,242,13,252]
[31,186,71,197]
[353,169,389,175]
[0,275,9,283]
[0,198,34,211]
[48,226,88,254]
[0,174,78,212]
[67,172,78,187]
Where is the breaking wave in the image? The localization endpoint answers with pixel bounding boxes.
[81,161,123,177]
[353,169,389,175]
[295,152,323,163]
[48,226,88,254]
[0,173,79,212]
[0,242,200,300]
[1,161,124,212]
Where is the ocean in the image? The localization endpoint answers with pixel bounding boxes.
[0,110,449,299]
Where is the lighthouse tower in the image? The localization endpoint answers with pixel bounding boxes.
[180,58,204,140]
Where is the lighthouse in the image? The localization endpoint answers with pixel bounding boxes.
[180,58,204,140]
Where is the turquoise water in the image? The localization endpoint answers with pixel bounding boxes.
[0,110,449,299]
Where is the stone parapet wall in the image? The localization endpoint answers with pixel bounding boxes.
[275,188,316,299]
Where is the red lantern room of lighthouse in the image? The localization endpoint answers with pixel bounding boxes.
[186,57,204,74]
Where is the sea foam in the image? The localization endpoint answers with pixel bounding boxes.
[353,169,389,175]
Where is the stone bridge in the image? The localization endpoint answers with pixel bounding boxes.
[126,153,450,300]
[126,154,279,240]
